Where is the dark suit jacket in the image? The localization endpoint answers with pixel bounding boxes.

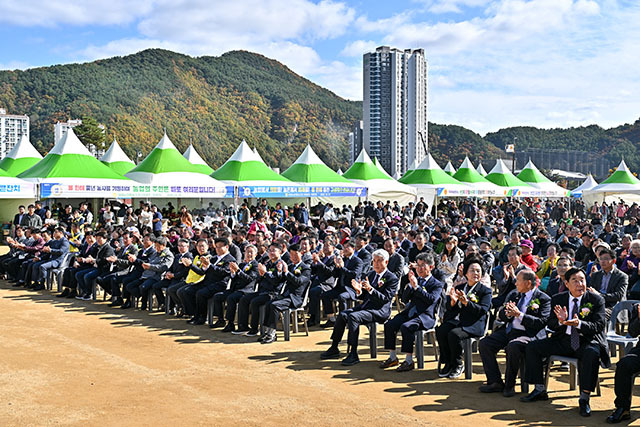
[400,275,443,330]
[169,252,193,282]
[95,243,116,273]
[310,255,336,290]
[355,248,372,274]
[332,255,363,291]
[496,288,551,338]
[201,253,235,286]
[547,290,609,366]
[257,259,287,294]
[443,282,492,337]
[545,277,565,297]
[230,260,259,293]
[590,267,628,310]
[280,261,311,308]
[354,270,399,323]
[387,252,405,283]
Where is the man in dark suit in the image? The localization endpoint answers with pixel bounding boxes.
[149,238,193,311]
[381,252,442,372]
[12,205,25,236]
[30,226,70,290]
[57,232,97,298]
[606,302,640,423]
[589,247,628,319]
[320,240,364,327]
[479,269,551,396]
[320,249,399,366]
[383,238,405,283]
[99,231,139,306]
[260,244,311,344]
[217,245,260,333]
[76,231,115,300]
[521,267,609,418]
[354,234,372,275]
[181,238,235,325]
[308,239,338,326]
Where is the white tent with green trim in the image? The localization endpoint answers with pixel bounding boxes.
[0,134,43,176]
[18,128,130,198]
[281,145,362,188]
[476,162,488,177]
[517,159,570,197]
[183,144,214,175]
[452,157,503,196]
[444,161,456,176]
[253,147,265,163]
[212,140,292,187]
[399,153,472,198]
[126,132,228,197]
[100,138,135,176]
[343,149,416,204]
[586,160,640,195]
[372,157,392,178]
[485,159,534,197]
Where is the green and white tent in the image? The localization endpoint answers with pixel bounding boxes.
[444,161,456,176]
[343,149,416,204]
[372,157,393,178]
[485,159,533,197]
[126,132,228,197]
[281,145,360,187]
[399,153,471,197]
[476,162,488,177]
[19,128,130,198]
[587,160,640,195]
[183,144,214,175]
[452,157,502,196]
[253,147,265,163]
[0,134,43,176]
[100,138,135,176]
[517,159,569,197]
[212,140,291,186]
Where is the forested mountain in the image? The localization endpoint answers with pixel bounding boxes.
[0,48,638,172]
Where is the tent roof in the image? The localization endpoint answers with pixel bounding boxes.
[453,157,493,183]
[517,159,553,183]
[101,138,134,164]
[476,163,488,176]
[0,135,43,176]
[212,140,290,183]
[126,132,203,176]
[400,153,467,186]
[372,157,394,178]
[485,159,532,188]
[18,128,128,180]
[183,144,214,174]
[281,145,352,184]
[342,149,393,181]
[253,146,265,163]
[444,161,456,175]
[601,160,640,185]
[572,174,598,193]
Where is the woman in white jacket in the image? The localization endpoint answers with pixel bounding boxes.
[439,235,464,290]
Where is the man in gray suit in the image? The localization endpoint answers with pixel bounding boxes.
[590,247,628,319]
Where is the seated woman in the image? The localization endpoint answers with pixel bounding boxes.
[436,256,492,379]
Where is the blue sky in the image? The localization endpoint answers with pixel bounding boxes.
[1,0,639,135]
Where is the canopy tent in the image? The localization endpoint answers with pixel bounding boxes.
[281,145,366,198]
[126,133,229,198]
[585,160,640,195]
[399,153,472,211]
[571,174,598,198]
[452,157,503,196]
[372,157,392,178]
[517,159,570,197]
[343,149,416,204]
[18,128,131,198]
[0,134,43,176]
[212,140,298,198]
[183,144,214,175]
[485,159,534,197]
[476,163,488,177]
[444,161,456,176]
[0,168,37,198]
[252,147,265,163]
[337,168,343,175]
[100,138,135,175]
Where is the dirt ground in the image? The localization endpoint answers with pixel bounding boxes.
[1,263,639,426]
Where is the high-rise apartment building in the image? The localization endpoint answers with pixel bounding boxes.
[0,108,29,159]
[349,120,363,164]
[363,46,428,176]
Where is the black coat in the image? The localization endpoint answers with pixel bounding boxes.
[354,270,399,323]
[443,282,492,337]
[280,261,311,308]
[401,275,443,330]
[230,260,260,293]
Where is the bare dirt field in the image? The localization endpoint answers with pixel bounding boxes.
[1,275,638,426]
